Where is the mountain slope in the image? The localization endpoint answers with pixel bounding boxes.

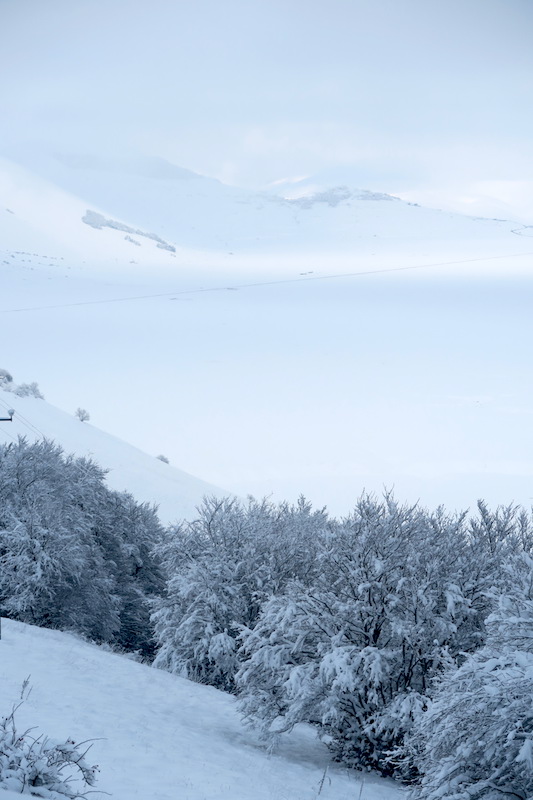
[0,157,186,269]
[0,387,227,524]
[2,150,531,263]
[0,619,402,800]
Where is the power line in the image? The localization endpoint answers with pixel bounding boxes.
[0,424,17,443]
[1,250,532,314]
[0,397,45,439]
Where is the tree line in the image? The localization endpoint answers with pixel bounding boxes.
[1,438,532,798]
[152,494,533,798]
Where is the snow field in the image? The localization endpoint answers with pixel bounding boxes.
[0,619,402,800]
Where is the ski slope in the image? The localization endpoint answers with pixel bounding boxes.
[0,619,403,800]
[0,388,227,524]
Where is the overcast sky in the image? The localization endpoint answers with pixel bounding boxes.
[1,0,532,217]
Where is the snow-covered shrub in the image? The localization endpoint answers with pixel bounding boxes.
[0,371,44,398]
[237,495,519,776]
[0,687,98,798]
[75,408,90,422]
[11,382,44,399]
[156,454,169,463]
[407,553,533,799]
[152,495,328,691]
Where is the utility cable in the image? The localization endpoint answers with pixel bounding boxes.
[1,250,532,314]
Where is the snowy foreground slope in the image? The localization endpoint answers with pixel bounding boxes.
[0,619,402,800]
[0,388,227,524]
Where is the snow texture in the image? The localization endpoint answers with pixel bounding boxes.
[0,619,402,800]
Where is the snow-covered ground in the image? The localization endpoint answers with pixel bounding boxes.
[1,150,533,515]
[0,619,403,800]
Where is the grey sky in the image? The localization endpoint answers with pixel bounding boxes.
[1,0,532,215]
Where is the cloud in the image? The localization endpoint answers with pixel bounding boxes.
[1,0,532,214]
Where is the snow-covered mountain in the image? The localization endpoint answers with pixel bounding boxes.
[0,618,400,800]
[2,148,531,267]
[0,385,227,524]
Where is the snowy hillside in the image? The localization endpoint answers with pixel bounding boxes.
[0,619,402,800]
[0,386,227,524]
[0,157,187,269]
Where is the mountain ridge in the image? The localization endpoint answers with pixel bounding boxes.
[2,149,528,267]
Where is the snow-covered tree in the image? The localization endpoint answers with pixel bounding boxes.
[237,495,517,775]
[152,495,328,690]
[95,490,165,655]
[0,438,164,654]
[150,488,532,778]
[407,552,533,799]
[0,440,118,639]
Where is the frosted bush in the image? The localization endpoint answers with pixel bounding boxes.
[0,686,99,798]
[0,372,44,398]
[11,382,44,399]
